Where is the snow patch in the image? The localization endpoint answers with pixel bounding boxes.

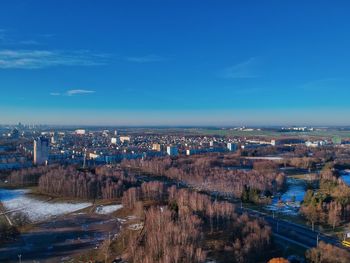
[95,204,123,215]
[128,223,144,231]
[117,218,127,223]
[1,190,92,222]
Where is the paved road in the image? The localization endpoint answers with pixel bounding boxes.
[239,206,342,249]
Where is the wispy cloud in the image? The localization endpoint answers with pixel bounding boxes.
[0,49,108,69]
[219,57,259,79]
[66,89,96,96]
[125,54,165,63]
[49,90,96,97]
[0,29,40,46]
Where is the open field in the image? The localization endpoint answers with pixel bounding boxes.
[68,126,350,139]
[190,128,350,139]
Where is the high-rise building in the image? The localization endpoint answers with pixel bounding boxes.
[34,137,49,165]
[227,142,237,152]
[167,146,178,156]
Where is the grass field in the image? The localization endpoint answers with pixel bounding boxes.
[95,127,350,139]
[189,128,350,139]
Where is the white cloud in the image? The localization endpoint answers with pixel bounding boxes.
[126,54,165,63]
[66,89,96,96]
[0,49,108,69]
[219,57,259,79]
[49,90,96,96]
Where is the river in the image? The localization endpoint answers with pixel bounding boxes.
[340,170,350,186]
[265,177,307,216]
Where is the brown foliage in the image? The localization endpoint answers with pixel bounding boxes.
[306,241,350,263]
[122,156,285,198]
[127,206,206,263]
[268,258,289,263]
[38,166,132,199]
[8,165,56,186]
[229,213,271,263]
[122,183,271,263]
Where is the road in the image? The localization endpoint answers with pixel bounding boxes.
[239,206,342,249]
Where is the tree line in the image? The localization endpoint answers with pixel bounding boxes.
[301,163,350,230]
[8,165,58,186]
[122,156,285,200]
[37,165,136,199]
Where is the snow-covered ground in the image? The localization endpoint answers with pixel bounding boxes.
[0,188,92,222]
[128,223,143,231]
[95,204,123,214]
[245,156,283,160]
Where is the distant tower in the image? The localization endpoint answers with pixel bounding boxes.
[83,148,87,169]
[33,137,49,165]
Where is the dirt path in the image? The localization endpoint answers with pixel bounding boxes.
[0,201,13,226]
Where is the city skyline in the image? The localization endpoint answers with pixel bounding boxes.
[1,0,350,125]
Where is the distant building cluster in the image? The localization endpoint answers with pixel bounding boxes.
[0,123,348,171]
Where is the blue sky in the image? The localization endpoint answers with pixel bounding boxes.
[1,0,350,125]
